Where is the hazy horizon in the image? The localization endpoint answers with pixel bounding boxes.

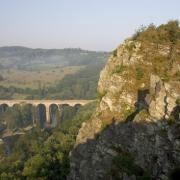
[0,0,179,51]
[0,45,109,52]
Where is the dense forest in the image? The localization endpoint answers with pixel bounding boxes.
[0,102,97,179]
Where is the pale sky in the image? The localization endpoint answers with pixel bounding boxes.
[0,0,179,51]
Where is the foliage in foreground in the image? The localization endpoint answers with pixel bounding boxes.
[132,20,180,45]
[0,102,96,179]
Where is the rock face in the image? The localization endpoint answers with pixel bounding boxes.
[98,41,142,117]
[69,121,180,180]
[68,39,180,180]
[149,75,179,120]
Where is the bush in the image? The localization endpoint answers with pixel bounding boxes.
[136,67,144,80]
[176,98,180,105]
[97,90,107,100]
[112,64,126,74]
[132,20,180,45]
[161,73,170,82]
[120,103,135,120]
[168,115,176,125]
[112,49,117,57]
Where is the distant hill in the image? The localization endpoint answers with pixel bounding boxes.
[0,46,108,70]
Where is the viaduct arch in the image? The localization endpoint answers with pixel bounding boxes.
[0,100,93,123]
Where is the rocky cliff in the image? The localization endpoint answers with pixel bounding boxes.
[69,22,180,180]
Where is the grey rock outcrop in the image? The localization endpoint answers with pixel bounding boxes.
[98,41,142,117]
[149,74,179,120]
[69,121,180,180]
[68,38,180,180]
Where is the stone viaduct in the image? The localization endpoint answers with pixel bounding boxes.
[0,100,93,123]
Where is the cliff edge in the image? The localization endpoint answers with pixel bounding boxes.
[69,21,180,180]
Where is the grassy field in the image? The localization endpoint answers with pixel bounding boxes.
[0,65,84,89]
[0,47,108,99]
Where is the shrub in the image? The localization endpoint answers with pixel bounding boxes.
[136,67,144,80]
[112,49,117,57]
[97,90,107,100]
[168,115,176,125]
[112,64,126,74]
[161,73,170,82]
[125,41,136,52]
[121,104,135,120]
[132,20,180,45]
[176,98,180,105]
[96,111,102,117]
[123,107,135,120]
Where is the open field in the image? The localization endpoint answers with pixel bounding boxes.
[0,47,108,99]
